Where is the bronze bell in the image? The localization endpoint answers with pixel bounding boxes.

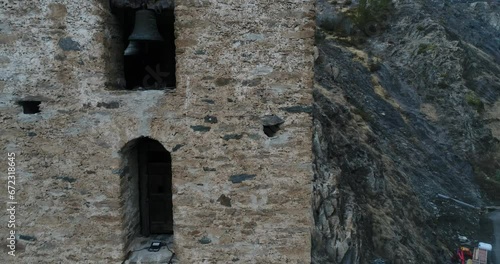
[128,9,164,42]
[124,41,140,56]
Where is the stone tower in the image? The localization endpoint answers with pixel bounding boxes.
[0,0,315,263]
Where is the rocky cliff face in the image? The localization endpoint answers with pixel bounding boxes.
[312,0,500,263]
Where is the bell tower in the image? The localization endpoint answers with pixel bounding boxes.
[0,0,315,263]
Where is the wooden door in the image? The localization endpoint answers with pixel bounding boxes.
[139,140,173,235]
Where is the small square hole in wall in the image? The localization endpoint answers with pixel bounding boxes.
[263,125,281,137]
[18,101,41,114]
[261,115,285,137]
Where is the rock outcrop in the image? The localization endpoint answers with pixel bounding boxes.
[312,0,500,263]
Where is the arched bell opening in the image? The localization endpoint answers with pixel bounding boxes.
[119,137,175,262]
[112,4,176,90]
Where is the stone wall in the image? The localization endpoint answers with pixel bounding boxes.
[120,140,141,250]
[0,0,315,263]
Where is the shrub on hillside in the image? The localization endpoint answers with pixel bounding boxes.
[346,0,393,36]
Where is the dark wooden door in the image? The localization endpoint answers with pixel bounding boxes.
[139,141,173,235]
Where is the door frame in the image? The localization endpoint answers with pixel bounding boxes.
[138,140,173,236]
[139,143,151,236]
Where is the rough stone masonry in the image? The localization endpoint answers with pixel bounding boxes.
[0,0,316,263]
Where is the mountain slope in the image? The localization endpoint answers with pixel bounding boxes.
[312,0,500,263]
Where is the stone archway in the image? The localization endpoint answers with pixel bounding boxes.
[120,137,174,251]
